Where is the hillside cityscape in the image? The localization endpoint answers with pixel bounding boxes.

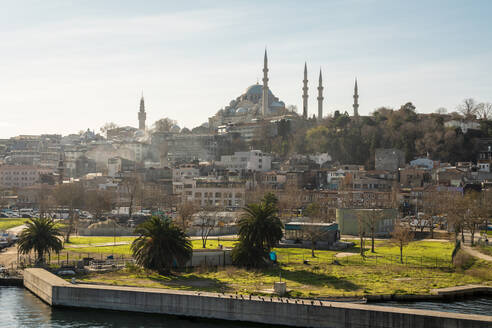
[1,2,492,328]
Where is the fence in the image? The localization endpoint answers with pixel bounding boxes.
[276,252,452,269]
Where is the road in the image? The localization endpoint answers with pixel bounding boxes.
[0,225,25,268]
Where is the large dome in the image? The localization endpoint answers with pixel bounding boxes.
[245,84,273,96]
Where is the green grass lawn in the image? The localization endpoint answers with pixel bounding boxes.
[76,240,492,298]
[62,236,238,258]
[0,218,27,230]
[66,236,136,245]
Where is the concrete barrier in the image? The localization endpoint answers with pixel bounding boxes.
[24,268,492,328]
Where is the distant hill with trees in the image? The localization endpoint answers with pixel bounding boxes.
[252,100,492,167]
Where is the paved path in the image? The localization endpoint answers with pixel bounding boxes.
[65,241,131,248]
[462,245,492,262]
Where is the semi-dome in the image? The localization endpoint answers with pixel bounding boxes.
[236,107,248,114]
[170,125,181,133]
[270,101,284,108]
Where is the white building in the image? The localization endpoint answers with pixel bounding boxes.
[181,179,245,208]
[218,150,271,172]
[444,120,480,133]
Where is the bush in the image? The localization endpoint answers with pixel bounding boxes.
[452,250,475,270]
[231,242,269,268]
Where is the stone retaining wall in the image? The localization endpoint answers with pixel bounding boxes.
[24,268,492,328]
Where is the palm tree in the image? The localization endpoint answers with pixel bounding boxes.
[232,202,283,268]
[17,217,63,264]
[131,216,192,274]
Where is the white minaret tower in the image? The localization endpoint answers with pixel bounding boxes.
[317,69,323,120]
[302,62,308,119]
[353,78,359,118]
[138,94,146,130]
[262,49,269,116]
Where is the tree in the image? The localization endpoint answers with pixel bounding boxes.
[360,209,386,253]
[131,216,192,274]
[422,190,444,239]
[391,221,414,264]
[477,102,492,120]
[177,201,198,231]
[100,122,119,137]
[304,202,330,257]
[36,185,54,219]
[17,217,63,264]
[463,191,484,246]
[357,212,366,257]
[153,118,177,133]
[443,191,465,242]
[85,189,114,220]
[119,175,141,220]
[196,207,220,248]
[53,182,85,243]
[457,98,479,117]
[232,202,283,268]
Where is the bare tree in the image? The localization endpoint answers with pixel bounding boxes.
[196,207,221,248]
[85,189,114,220]
[303,202,330,257]
[100,122,119,137]
[357,212,366,258]
[153,117,177,133]
[177,201,198,232]
[477,102,492,120]
[422,190,444,239]
[391,221,414,264]
[119,174,141,220]
[435,107,448,115]
[53,182,85,243]
[457,98,479,117]
[36,185,54,219]
[361,209,387,253]
[463,191,484,246]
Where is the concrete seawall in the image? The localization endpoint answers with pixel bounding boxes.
[24,268,492,328]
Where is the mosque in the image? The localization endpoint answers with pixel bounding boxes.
[208,50,360,130]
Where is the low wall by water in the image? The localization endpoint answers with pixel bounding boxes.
[24,268,492,328]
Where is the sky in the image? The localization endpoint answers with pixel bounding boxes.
[1,0,491,138]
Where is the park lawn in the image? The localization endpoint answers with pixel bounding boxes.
[191,239,237,250]
[77,240,492,298]
[62,237,238,259]
[66,236,136,245]
[0,218,27,230]
[79,258,492,298]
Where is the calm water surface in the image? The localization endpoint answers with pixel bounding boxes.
[372,297,492,316]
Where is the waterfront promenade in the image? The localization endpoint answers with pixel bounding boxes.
[24,268,492,328]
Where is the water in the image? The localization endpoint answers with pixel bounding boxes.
[0,287,270,328]
[372,297,492,316]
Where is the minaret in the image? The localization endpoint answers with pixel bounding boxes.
[353,78,359,118]
[261,49,269,116]
[302,62,308,119]
[317,69,324,120]
[138,94,146,130]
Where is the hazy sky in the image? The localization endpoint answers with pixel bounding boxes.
[1,0,491,138]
